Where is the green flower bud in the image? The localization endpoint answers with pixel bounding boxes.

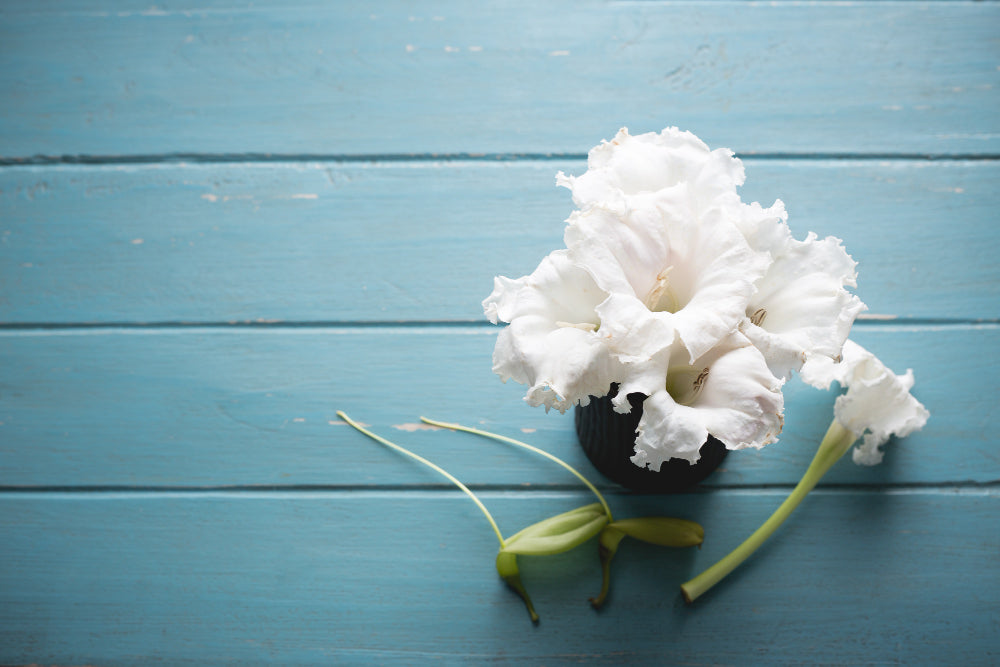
[591,517,704,609]
[495,551,539,623]
[496,504,608,622]
[608,517,705,548]
[502,503,609,556]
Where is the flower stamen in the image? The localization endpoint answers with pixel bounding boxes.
[694,367,710,392]
[665,365,710,406]
[643,266,679,313]
[749,307,767,327]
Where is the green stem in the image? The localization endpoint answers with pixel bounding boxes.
[421,416,613,522]
[680,419,857,603]
[337,411,507,548]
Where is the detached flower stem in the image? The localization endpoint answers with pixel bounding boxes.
[420,417,614,522]
[680,419,857,603]
[337,410,507,548]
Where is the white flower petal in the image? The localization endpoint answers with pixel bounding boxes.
[495,320,617,413]
[631,390,711,467]
[630,332,785,468]
[740,325,811,383]
[567,197,769,363]
[484,249,618,412]
[798,353,839,390]
[557,127,744,213]
[564,205,668,299]
[730,199,790,256]
[483,275,526,324]
[800,340,929,465]
[592,292,676,413]
[736,201,866,378]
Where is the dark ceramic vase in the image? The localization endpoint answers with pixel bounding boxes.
[574,385,728,493]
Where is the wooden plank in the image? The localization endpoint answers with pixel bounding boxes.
[0,324,993,488]
[1,489,996,664]
[1,160,996,324]
[2,1,998,157]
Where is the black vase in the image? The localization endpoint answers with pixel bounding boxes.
[574,386,728,493]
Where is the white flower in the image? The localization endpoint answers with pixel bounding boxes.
[556,127,745,214]
[800,340,929,465]
[565,195,770,366]
[486,125,880,471]
[734,201,867,379]
[483,249,619,413]
[630,332,785,468]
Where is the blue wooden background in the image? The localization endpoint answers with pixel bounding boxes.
[2,1,998,664]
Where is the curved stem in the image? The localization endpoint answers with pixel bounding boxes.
[338,411,506,548]
[680,419,857,603]
[421,416,613,522]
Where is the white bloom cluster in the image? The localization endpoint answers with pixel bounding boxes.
[485,127,866,470]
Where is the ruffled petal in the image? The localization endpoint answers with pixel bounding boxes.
[557,127,744,214]
[736,201,867,378]
[800,340,929,465]
[693,333,785,451]
[564,205,667,300]
[567,196,769,363]
[630,332,785,468]
[631,390,711,467]
[483,275,526,324]
[484,249,618,412]
[592,292,675,412]
[494,319,618,413]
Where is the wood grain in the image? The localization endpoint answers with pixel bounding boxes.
[1,1,998,157]
[2,1,997,663]
[1,160,996,324]
[2,490,996,664]
[0,324,993,488]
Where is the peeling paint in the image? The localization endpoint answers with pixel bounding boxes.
[330,419,370,427]
[201,193,254,203]
[393,422,443,432]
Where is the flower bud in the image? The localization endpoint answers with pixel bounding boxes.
[591,517,704,608]
[496,504,609,622]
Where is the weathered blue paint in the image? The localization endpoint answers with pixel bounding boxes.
[0,0,997,664]
[1,491,997,664]
[1,2,999,157]
[0,160,996,324]
[0,325,993,487]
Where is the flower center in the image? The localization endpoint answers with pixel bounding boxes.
[749,308,767,327]
[555,321,598,332]
[643,266,680,313]
[665,365,710,406]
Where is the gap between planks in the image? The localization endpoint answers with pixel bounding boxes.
[0,482,996,500]
[0,319,996,335]
[2,152,1000,168]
